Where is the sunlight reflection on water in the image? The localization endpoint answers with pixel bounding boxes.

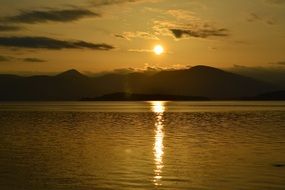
[1,102,285,190]
[151,101,166,186]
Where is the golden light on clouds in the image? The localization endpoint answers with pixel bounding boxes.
[153,45,164,55]
[0,0,284,73]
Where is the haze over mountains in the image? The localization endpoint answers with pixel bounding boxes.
[0,65,280,101]
[228,65,285,89]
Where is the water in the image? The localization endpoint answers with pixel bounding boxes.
[0,101,285,190]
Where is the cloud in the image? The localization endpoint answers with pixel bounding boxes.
[2,8,100,24]
[91,0,139,6]
[247,12,262,22]
[128,49,153,53]
[166,9,197,21]
[150,8,230,40]
[265,0,285,5]
[153,20,229,39]
[114,31,159,40]
[170,28,229,39]
[0,55,47,62]
[22,58,47,62]
[106,63,187,75]
[247,12,276,25]
[270,61,285,65]
[0,25,22,32]
[114,34,128,39]
[0,36,114,50]
[90,0,159,6]
[146,8,200,22]
[116,8,229,41]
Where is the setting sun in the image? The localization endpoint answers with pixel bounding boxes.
[153,45,164,55]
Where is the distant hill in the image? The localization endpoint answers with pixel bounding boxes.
[245,91,285,100]
[0,66,277,100]
[228,66,285,90]
[125,65,275,99]
[81,92,209,101]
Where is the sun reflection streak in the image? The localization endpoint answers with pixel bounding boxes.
[151,101,166,186]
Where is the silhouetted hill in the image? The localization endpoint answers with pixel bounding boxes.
[228,66,285,89]
[81,92,209,101]
[0,70,91,100]
[56,69,87,79]
[245,91,285,100]
[0,65,277,100]
[125,65,275,99]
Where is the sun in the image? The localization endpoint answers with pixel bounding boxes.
[153,45,164,55]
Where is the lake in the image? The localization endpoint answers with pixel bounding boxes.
[0,101,285,190]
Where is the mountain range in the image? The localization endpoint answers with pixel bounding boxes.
[0,65,280,101]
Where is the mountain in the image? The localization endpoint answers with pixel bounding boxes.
[0,65,277,100]
[125,65,274,99]
[0,69,92,100]
[55,69,87,79]
[228,66,285,90]
[245,90,285,100]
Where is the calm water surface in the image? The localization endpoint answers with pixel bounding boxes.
[0,101,285,190]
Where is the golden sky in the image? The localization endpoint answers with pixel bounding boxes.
[0,0,285,74]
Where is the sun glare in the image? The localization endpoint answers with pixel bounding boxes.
[153,45,164,55]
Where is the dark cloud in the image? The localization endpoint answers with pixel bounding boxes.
[90,0,156,6]
[114,31,158,40]
[22,58,47,62]
[91,0,137,6]
[247,13,262,22]
[152,20,229,40]
[0,55,47,62]
[114,34,128,39]
[2,9,100,24]
[0,25,22,32]
[0,36,114,50]
[247,12,276,25]
[170,28,229,39]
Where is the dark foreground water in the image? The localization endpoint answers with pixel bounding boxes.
[0,101,285,190]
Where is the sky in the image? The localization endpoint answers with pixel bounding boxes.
[0,0,285,74]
